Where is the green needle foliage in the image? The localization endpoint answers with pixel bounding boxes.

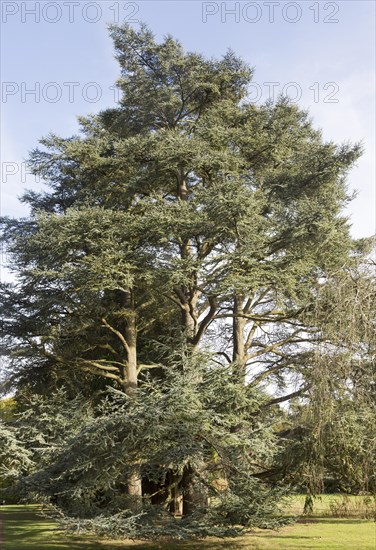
[0,23,374,539]
[17,353,288,538]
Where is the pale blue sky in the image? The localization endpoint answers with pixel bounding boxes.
[1,0,375,238]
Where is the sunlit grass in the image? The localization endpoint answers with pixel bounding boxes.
[285,493,376,518]
[1,500,375,550]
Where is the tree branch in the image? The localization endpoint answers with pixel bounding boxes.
[193,296,217,346]
[262,386,309,408]
[101,318,130,354]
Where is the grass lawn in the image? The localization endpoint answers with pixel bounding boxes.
[285,494,376,518]
[1,502,375,550]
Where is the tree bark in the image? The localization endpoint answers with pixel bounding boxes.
[181,465,207,516]
[124,312,138,396]
[233,294,247,380]
[128,467,142,503]
[122,290,143,503]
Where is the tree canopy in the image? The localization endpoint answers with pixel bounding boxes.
[0,23,374,539]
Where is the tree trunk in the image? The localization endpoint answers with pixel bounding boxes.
[233,294,247,380]
[123,291,143,503]
[124,313,138,396]
[181,465,207,516]
[168,470,184,516]
[128,467,142,504]
[176,167,208,515]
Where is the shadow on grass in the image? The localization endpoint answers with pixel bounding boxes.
[1,506,375,550]
[0,507,110,550]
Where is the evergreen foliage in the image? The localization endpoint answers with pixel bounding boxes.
[0,23,374,539]
[18,355,287,537]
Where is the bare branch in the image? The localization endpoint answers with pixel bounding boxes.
[214,351,232,364]
[101,318,130,354]
[262,386,309,408]
[137,363,161,374]
[249,361,292,386]
[247,330,303,359]
[80,360,120,373]
[193,296,217,346]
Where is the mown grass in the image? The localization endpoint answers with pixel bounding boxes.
[286,493,376,518]
[1,498,375,550]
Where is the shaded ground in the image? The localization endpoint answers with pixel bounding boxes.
[1,504,375,550]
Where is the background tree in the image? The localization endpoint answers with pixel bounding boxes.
[273,253,376,496]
